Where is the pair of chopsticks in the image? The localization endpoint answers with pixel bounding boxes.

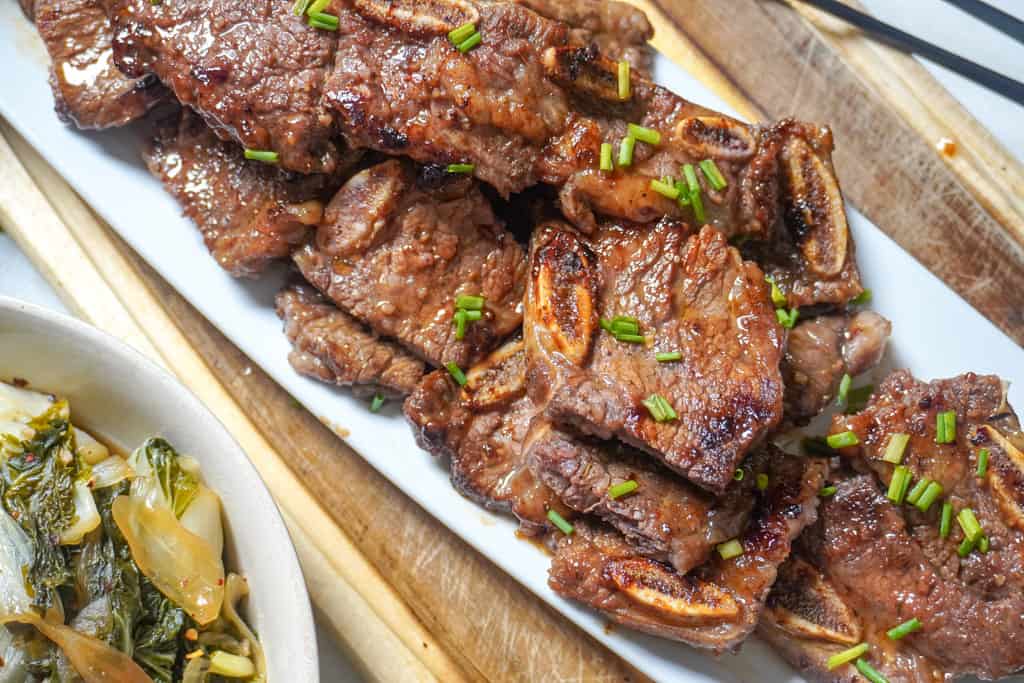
[790,0,1024,106]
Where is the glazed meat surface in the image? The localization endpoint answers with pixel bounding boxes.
[35,0,165,129]
[525,221,783,494]
[404,338,563,532]
[293,160,526,368]
[108,0,343,173]
[782,310,891,423]
[145,111,345,277]
[548,446,826,651]
[276,283,425,398]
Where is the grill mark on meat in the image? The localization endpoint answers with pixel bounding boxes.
[35,0,167,129]
[525,221,783,494]
[276,282,425,398]
[294,160,526,368]
[144,110,351,278]
[548,446,826,652]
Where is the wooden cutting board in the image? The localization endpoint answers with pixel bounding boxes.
[3,2,1023,681]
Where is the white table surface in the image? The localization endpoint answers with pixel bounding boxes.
[0,2,1020,680]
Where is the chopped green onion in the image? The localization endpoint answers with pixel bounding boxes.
[850,289,873,305]
[618,136,636,167]
[305,0,329,15]
[820,485,837,497]
[776,307,799,329]
[675,180,691,206]
[464,310,482,321]
[608,480,638,499]
[756,473,769,491]
[887,617,921,640]
[308,12,339,30]
[957,507,982,542]
[836,373,852,407]
[453,310,468,340]
[826,431,860,449]
[456,294,485,310]
[448,21,476,45]
[369,394,385,413]
[717,539,744,560]
[855,658,889,683]
[882,433,910,464]
[456,31,482,53]
[655,351,682,362]
[765,275,787,308]
[699,159,728,191]
[914,481,943,512]
[887,465,911,504]
[977,448,990,478]
[445,362,467,386]
[547,509,574,535]
[615,333,646,344]
[733,468,745,481]
[600,143,614,172]
[611,317,639,335]
[627,123,661,146]
[845,385,874,413]
[826,643,870,671]
[957,535,976,557]
[682,163,706,223]
[650,178,680,200]
[936,410,957,444]
[642,394,677,423]
[617,60,631,101]
[906,477,930,506]
[940,502,953,538]
[243,149,279,164]
[802,436,834,457]
[979,535,990,553]
[292,0,311,15]
[447,163,475,175]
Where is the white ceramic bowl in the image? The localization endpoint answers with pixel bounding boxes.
[0,296,317,682]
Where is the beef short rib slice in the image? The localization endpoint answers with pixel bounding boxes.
[404,338,564,533]
[108,0,342,173]
[525,221,784,494]
[294,160,526,369]
[526,423,760,574]
[782,310,891,424]
[548,445,825,652]
[145,110,349,278]
[277,282,424,398]
[35,0,166,129]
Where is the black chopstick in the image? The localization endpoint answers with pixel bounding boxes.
[938,0,1024,46]
[790,0,1024,106]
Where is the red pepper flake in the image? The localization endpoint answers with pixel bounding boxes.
[936,137,957,157]
[216,578,224,586]
[11,377,28,388]
[24,453,35,463]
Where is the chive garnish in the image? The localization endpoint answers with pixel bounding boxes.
[448,22,476,45]
[936,410,957,444]
[453,310,468,340]
[292,0,311,15]
[617,60,630,101]
[717,539,743,560]
[776,307,799,329]
[733,468,745,482]
[882,433,910,464]
[445,362,467,386]
[608,480,638,499]
[914,481,943,512]
[826,431,859,449]
[456,294,484,310]
[464,310,482,321]
[457,32,482,52]
[447,163,475,174]
[369,393,385,413]
[650,178,681,200]
[618,136,636,167]
[601,316,646,344]
[940,502,953,538]
[305,0,328,15]
[756,473,769,491]
[547,509,574,535]
[850,288,873,305]
[957,507,982,542]
[599,143,614,172]
[845,384,874,413]
[979,535,990,553]
[615,334,645,343]
[682,163,706,223]
[957,535,976,557]
[308,12,339,30]
[655,351,682,362]
[699,159,727,191]
[854,658,888,683]
[826,643,870,671]
[627,123,661,146]
[243,149,279,164]
[642,394,677,423]
[765,275,787,308]
[836,373,852,408]
[820,485,837,497]
[887,617,922,640]
[977,448,990,478]
[906,477,930,506]
[887,465,910,504]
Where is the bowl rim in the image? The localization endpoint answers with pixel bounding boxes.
[0,295,319,681]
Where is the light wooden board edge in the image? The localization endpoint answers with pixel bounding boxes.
[0,120,467,683]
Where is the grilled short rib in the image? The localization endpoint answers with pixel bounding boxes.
[782,310,891,423]
[549,446,826,652]
[525,221,783,494]
[762,371,1024,681]
[277,282,425,398]
[404,338,564,533]
[293,159,526,369]
[145,111,348,277]
[35,0,165,129]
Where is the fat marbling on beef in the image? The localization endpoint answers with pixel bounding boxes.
[525,220,783,494]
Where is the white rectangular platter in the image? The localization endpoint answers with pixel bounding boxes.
[2,7,1022,681]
